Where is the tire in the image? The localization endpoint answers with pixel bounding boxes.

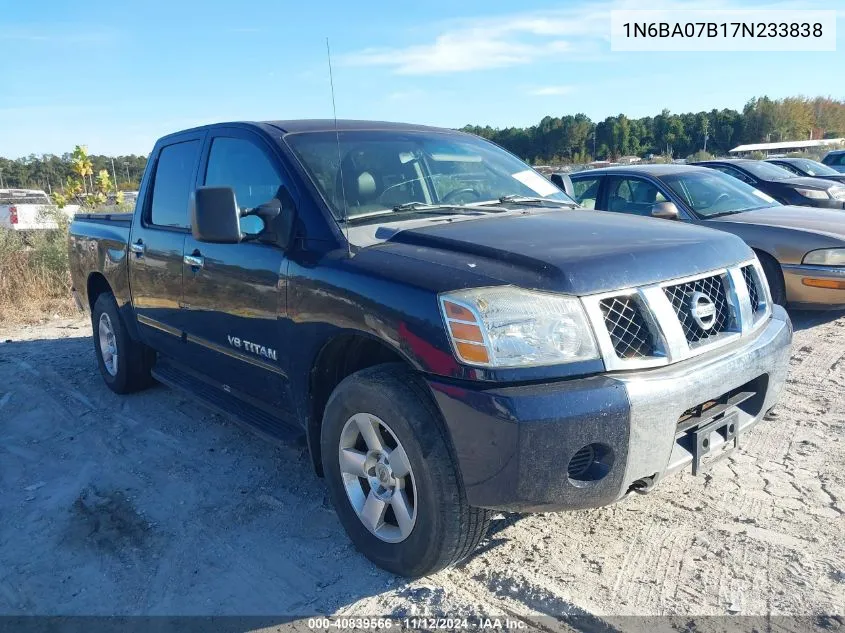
[321,363,492,577]
[756,251,786,307]
[92,293,155,394]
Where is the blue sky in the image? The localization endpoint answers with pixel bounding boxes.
[2,0,843,157]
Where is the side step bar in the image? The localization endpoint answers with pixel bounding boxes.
[152,360,304,446]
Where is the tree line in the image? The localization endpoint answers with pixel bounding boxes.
[0,150,147,193]
[1,96,844,191]
[462,96,845,164]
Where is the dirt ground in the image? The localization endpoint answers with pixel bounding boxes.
[1,312,843,622]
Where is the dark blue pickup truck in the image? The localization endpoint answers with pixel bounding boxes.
[69,120,792,577]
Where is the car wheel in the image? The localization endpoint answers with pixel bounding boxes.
[756,252,786,307]
[321,363,492,577]
[92,293,155,394]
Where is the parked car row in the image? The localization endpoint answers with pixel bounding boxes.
[691,159,845,209]
[559,160,845,310]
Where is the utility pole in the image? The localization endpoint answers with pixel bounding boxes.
[123,162,130,185]
[110,157,119,193]
[0,168,4,189]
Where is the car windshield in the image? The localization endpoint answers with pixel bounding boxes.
[785,159,840,177]
[740,161,796,181]
[284,130,574,222]
[662,170,780,218]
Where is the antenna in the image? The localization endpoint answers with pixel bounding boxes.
[326,37,351,257]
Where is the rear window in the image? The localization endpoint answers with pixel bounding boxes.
[824,152,845,166]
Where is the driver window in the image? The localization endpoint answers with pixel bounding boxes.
[606,177,664,216]
[572,177,600,209]
[204,136,283,233]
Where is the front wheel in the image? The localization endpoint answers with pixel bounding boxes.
[756,252,786,307]
[321,363,492,577]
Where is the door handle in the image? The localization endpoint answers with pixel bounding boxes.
[184,254,204,269]
[130,240,145,256]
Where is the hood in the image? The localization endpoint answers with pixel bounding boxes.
[369,210,751,296]
[716,205,845,240]
[780,176,840,190]
[807,173,845,184]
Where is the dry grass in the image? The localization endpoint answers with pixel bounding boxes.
[0,216,77,325]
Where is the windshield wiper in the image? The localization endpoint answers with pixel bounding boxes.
[392,202,494,216]
[478,195,580,209]
[345,202,494,223]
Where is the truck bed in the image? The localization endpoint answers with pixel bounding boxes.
[73,212,133,226]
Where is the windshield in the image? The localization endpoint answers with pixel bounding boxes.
[785,158,840,177]
[285,130,574,221]
[740,161,797,181]
[662,170,780,218]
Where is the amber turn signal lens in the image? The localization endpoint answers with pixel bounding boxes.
[801,278,845,290]
[443,300,476,322]
[448,321,484,343]
[454,341,490,364]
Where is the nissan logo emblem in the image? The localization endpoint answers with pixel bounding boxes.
[689,291,717,330]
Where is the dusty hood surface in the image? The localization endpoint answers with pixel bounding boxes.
[364,209,751,296]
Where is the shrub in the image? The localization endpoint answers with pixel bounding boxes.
[0,208,75,323]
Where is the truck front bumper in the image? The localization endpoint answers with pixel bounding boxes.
[427,306,792,512]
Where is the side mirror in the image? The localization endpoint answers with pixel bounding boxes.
[651,201,680,220]
[550,173,575,197]
[247,188,296,249]
[190,187,241,243]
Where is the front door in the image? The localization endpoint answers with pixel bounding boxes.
[129,135,203,357]
[180,129,293,415]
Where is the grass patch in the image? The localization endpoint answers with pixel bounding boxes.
[0,212,77,324]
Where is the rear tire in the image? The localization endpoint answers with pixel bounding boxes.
[92,293,155,394]
[756,252,786,307]
[321,363,492,577]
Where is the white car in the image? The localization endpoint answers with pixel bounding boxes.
[0,189,73,231]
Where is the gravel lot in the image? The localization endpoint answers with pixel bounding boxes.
[1,312,843,622]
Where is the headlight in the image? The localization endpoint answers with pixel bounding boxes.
[803,248,845,266]
[439,286,599,368]
[794,188,830,200]
[829,186,845,201]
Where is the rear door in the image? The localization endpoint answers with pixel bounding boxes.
[180,128,293,414]
[128,133,203,357]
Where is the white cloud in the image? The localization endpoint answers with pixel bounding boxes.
[339,10,595,75]
[339,0,770,75]
[529,85,575,96]
[343,35,573,75]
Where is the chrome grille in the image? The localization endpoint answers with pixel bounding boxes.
[663,274,733,345]
[584,260,771,371]
[599,296,655,359]
[742,265,760,312]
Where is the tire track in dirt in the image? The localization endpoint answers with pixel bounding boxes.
[2,314,844,619]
